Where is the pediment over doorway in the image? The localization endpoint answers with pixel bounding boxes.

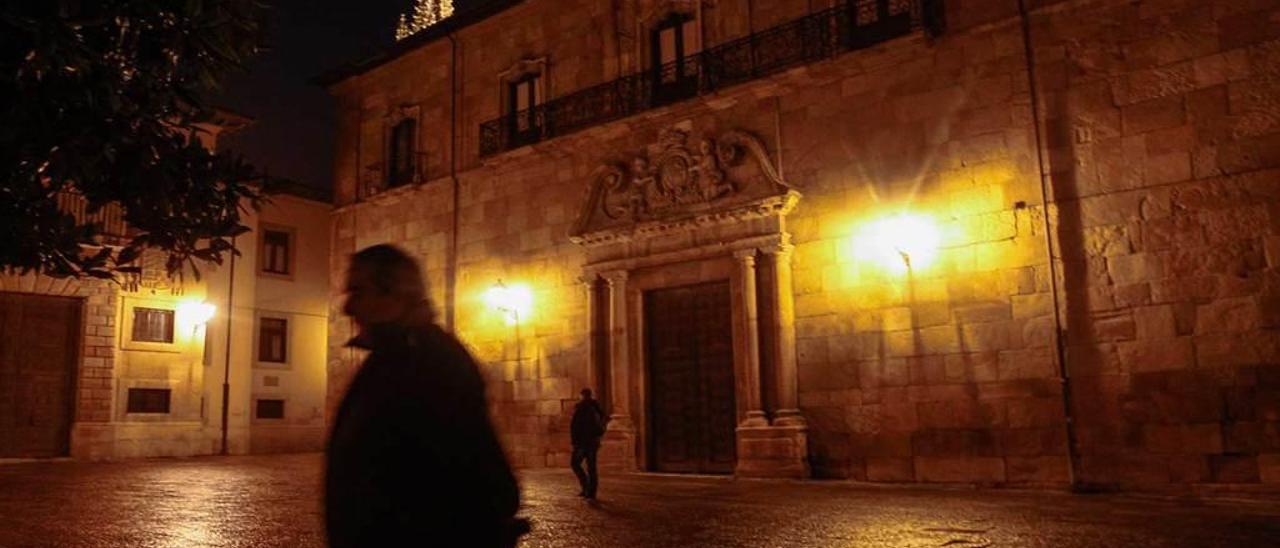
[570,128,800,247]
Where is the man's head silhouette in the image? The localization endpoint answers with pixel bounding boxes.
[342,244,435,330]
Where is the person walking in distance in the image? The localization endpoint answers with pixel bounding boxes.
[570,388,607,499]
[326,244,528,547]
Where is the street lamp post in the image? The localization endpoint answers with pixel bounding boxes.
[220,237,237,456]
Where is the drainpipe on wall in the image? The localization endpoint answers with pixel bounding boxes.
[220,236,237,456]
[774,96,784,181]
[446,32,461,332]
[1017,0,1079,490]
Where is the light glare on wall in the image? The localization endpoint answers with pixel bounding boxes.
[485,281,532,326]
[855,213,941,274]
[177,301,216,326]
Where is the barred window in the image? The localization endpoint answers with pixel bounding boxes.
[132,307,174,343]
[256,399,285,419]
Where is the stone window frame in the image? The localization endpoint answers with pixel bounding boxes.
[253,311,293,370]
[257,223,296,281]
[650,12,699,75]
[497,57,549,141]
[130,306,174,344]
[382,104,423,191]
[120,296,182,353]
[118,380,179,421]
[257,317,288,365]
[636,1,704,74]
[252,396,287,422]
[125,387,171,414]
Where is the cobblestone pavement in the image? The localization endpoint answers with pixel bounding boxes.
[1,453,1278,547]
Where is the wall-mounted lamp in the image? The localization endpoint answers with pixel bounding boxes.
[484,280,533,326]
[857,212,940,274]
[485,280,533,364]
[177,301,217,329]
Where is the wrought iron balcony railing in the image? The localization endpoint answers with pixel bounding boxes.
[480,0,939,157]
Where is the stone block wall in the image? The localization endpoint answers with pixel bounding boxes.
[1025,0,1280,489]
[326,0,1280,489]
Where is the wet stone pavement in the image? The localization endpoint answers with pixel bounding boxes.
[0,454,1278,547]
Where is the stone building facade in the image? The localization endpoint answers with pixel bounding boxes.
[321,0,1280,490]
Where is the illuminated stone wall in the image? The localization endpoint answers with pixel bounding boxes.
[1019,0,1280,488]
[327,0,1280,488]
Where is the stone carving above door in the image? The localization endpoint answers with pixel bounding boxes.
[571,128,798,246]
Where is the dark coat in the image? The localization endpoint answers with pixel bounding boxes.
[570,398,606,448]
[325,322,520,547]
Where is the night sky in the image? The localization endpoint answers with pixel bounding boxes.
[218,0,458,193]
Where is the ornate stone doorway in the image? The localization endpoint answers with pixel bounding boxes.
[645,281,736,474]
[572,125,810,478]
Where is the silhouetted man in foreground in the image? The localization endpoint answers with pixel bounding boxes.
[327,244,526,547]
[570,388,607,499]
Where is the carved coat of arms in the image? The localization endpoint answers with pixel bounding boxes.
[572,129,790,243]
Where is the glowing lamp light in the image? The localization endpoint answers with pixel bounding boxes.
[857,213,941,274]
[176,301,216,328]
[485,281,532,326]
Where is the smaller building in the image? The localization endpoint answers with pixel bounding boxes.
[240,179,333,454]
[0,120,332,459]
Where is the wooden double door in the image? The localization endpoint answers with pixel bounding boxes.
[0,293,81,457]
[644,281,736,474]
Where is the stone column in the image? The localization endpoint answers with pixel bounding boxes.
[736,242,809,478]
[762,243,805,426]
[599,269,636,470]
[579,275,601,398]
[733,249,768,427]
[601,270,634,430]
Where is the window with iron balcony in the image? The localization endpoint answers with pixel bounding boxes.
[479,0,942,158]
[387,118,418,188]
[507,73,543,148]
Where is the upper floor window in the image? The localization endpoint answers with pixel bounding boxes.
[507,73,542,145]
[260,228,292,276]
[132,307,174,343]
[387,118,417,187]
[258,317,288,364]
[653,14,699,82]
[651,13,700,105]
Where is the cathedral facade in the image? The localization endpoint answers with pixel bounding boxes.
[321,0,1280,489]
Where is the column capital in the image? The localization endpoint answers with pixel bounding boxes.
[732,248,758,264]
[601,270,629,285]
[577,274,599,287]
[759,242,794,258]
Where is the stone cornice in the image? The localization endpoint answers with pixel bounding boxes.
[569,190,800,247]
[582,232,788,276]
